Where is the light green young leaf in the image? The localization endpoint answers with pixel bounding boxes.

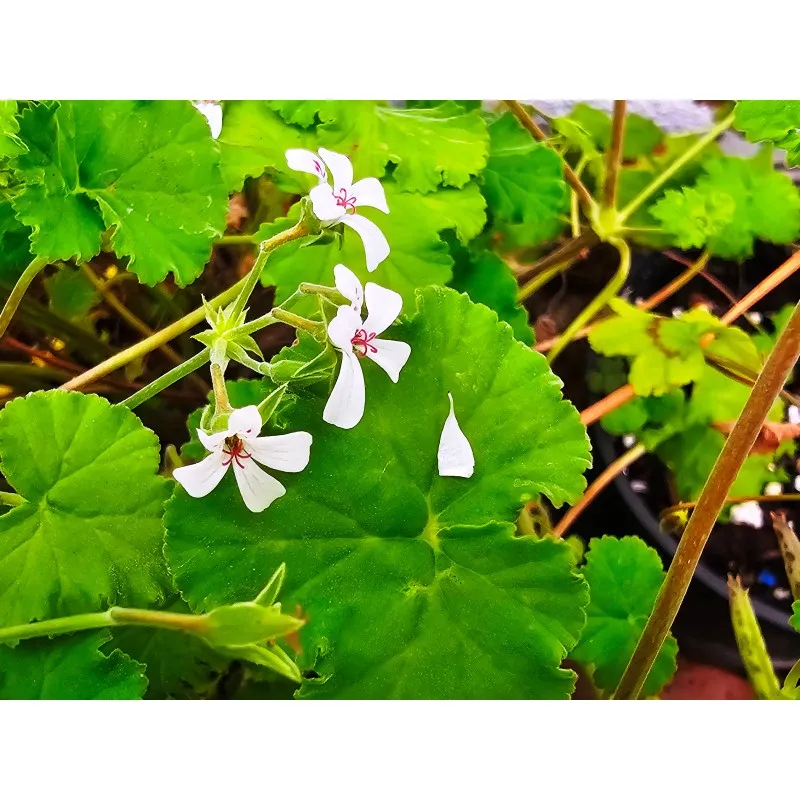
[734,100,800,167]
[572,536,677,697]
[791,601,799,634]
[448,240,532,344]
[0,631,146,699]
[0,100,26,158]
[651,187,735,249]
[482,113,568,245]
[257,183,487,305]
[44,266,99,319]
[564,103,665,159]
[167,288,591,699]
[10,101,228,285]
[0,391,171,627]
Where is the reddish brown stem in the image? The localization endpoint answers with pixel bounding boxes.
[603,101,627,209]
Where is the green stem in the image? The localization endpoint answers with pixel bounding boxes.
[215,234,258,246]
[210,362,232,414]
[271,308,325,335]
[231,348,270,375]
[619,110,735,223]
[603,101,627,210]
[0,491,24,507]
[120,349,211,410]
[0,256,48,340]
[785,659,800,694]
[60,222,310,393]
[548,238,630,363]
[299,282,346,302]
[614,300,800,700]
[517,260,572,302]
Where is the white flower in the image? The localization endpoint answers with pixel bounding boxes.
[285,147,390,272]
[323,265,410,429]
[437,393,475,478]
[193,101,223,139]
[173,405,312,513]
[730,500,764,529]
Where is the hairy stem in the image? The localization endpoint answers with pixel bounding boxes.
[548,238,630,363]
[59,222,310,393]
[210,362,232,414]
[504,100,598,213]
[120,349,211,410]
[516,231,598,285]
[215,234,258,246]
[619,111,735,223]
[271,308,325,335]
[603,101,627,210]
[614,300,800,700]
[554,443,645,538]
[0,256,48,340]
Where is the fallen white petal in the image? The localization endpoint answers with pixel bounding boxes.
[310,183,344,222]
[173,452,228,497]
[730,501,764,529]
[233,458,286,513]
[318,147,353,194]
[194,102,222,139]
[437,393,475,478]
[350,177,389,213]
[366,338,411,383]
[334,264,364,311]
[323,351,365,429]
[247,431,313,473]
[285,148,328,182]
[341,213,390,272]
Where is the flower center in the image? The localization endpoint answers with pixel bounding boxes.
[335,187,357,214]
[351,328,377,358]
[222,434,252,469]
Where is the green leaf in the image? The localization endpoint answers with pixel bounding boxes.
[43,266,99,319]
[564,103,665,159]
[448,240,532,344]
[0,631,146,699]
[482,113,568,245]
[0,199,32,282]
[258,183,487,305]
[572,536,678,697]
[167,287,591,699]
[10,101,228,285]
[734,100,800,167]
[0,100,26,159]
[791,601,799,634]
[110,597,230,699]
[0,391,171,626]
[652,156,800,259]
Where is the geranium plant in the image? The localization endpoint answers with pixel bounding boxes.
[0,99,797,699]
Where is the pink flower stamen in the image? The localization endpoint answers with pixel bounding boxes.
[351,328,378,358]
[222,435,253,469]
[335,187,357,213]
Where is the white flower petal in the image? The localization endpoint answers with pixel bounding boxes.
[350,178,389,213]
[323,351,365,429]
[363,282,402,336]
[310,183,345,222]
[193,102,223,139]
[318,147,353,194]
[333,264,364,311]
[198,428,227,452]
[233,459,286,513]
[366,338,411,383]
[341,213,390,272]
[285,148,328,182]
[247,431,313,473]
[173,452,229,497]
[327,305,361,351]
[229,405,263,438]
[437,393,475,478]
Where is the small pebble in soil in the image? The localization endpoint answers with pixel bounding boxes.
[764,481,783,496]
[795,475,800,492]
[774,587,792,601]
[671,306,684,318]
[788,405,800,425]
[730,500,764,529]
[622,434,637,449]
[630,479,648,493]
[745,311,762,325]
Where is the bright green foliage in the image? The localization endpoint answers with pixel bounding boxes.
[589,300,728,396]
[0,631,146,699]
[270,100,489,194]
[562,104,665,159]
[0,100,26,158]
[482,113,568,245]
[167,288,591,699]
[651,187,735,248]
[0,391,171,626]
[111,598,230,699]
[257,183,487,305]
[734,100,800,167]
[448,240,532,344]
[791,601,799,634]
[10,101,228,284]
[0,200,32,281]
[652,155,800,259]
[44,266,99,319]
[572,536,678,697]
